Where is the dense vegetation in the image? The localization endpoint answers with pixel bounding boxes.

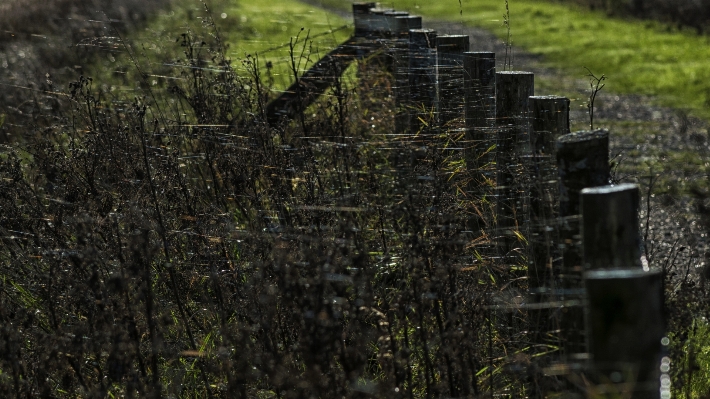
[0,18,509,396]
[0,0,709,397]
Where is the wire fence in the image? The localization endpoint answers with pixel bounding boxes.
[0,3,693,398]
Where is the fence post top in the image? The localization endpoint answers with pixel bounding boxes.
[369,7,394,15]
[496,71,534,76]
[581,183,638,196]
[352,2,377,13]
[437,34,469,41]
[396,15,422,30]
[463,51,495,58]
[436,35,469,54]
[530,95,569,101]
[557,129,609,145]
[585,269,661,280]
[409,29,437,48]
[409,28,436,34]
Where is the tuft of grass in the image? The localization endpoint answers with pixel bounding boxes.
[685,319,710,399]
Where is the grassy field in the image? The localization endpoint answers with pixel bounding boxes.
[12,0,710,122]
[82,0,350,97]
[313,0,710,120]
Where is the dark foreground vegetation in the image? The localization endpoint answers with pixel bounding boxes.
[1,2,710,398]
[0,30,505,396]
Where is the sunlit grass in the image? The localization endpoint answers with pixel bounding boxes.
[84,0,351,97]
[315,0,710,119]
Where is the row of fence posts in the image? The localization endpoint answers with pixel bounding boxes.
[352,3,666,398]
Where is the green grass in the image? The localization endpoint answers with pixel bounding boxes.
[315,0,710,119]
[85,0,350,95]
[677,319,710,399]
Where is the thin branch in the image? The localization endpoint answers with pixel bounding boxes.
[585,67,606,130]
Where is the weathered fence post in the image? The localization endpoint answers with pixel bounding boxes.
[368,7,394,34]
[531,96,571,155]
[556,129,611,273]
[384,11,409,34]
[392,16,422,134]
[524,97,570,398]
[581,184,642,270]
[495,71,534,255]
[555,129,610,357]
[378,11,410,72]
[581,184,662,398]
[496,72,534,132]
[464,52,496,130]
[527,96,570,291]
[463,52,496,189]
[396,15,423,32]
[436,35,469,130]
[353,3,377,37]
[584,269,664,399]
[557,130,610,219]
[408,29,438,136]
[367,8,402,73]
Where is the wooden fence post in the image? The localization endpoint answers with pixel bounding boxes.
[496,72,534,133]
[408,29,438,136]
[368,7,395,34]
[581,184,642,270]
[556,129,611,273]
[581,184,661,397]
[584,269,664,399]
[353,3,377,37]
[557,130,610,219]
[384,11,409,34]
[393,16,422,134]
[521,98,571,385]
[436,35,469,130]
[555,129,610,357]
[527,96,570,293]
[464,52,496,130]
[395,15,422,32]
[531,96,570,155]
[463,52,495,189]
[495,71,534,255]
[365,8,405,73]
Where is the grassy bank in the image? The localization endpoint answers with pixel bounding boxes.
[83,0,350,97]
[316,0,710,120]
